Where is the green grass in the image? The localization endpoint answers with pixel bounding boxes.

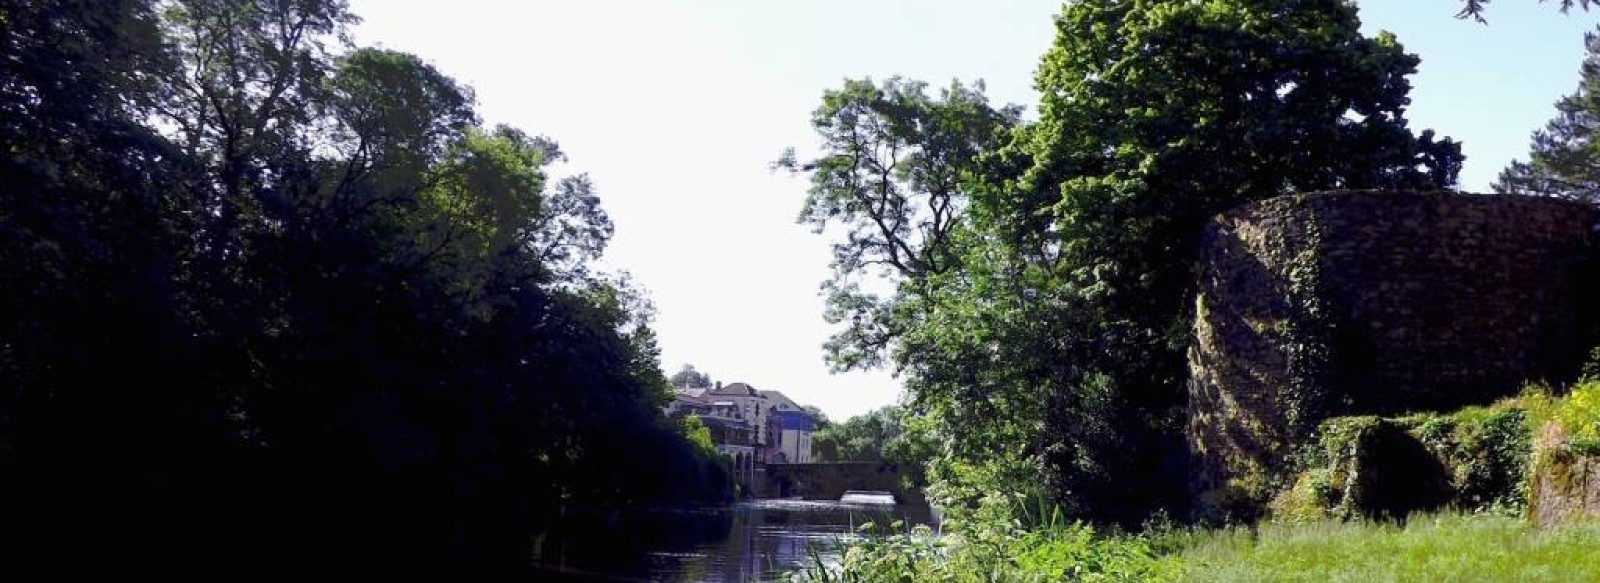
[1178,514,1600,582]
[794,513,1600,582]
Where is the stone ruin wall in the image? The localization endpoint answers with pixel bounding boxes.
[1531,422,1600,528]
[1188,191,1600,509]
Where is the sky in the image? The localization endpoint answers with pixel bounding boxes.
[347,0,1600,420]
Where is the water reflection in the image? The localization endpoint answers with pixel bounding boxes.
[530,500,937,581]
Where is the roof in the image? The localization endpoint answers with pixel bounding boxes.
[672,391,709,405]
[772,409,817,431]
[702,383,815,417]
[759,390,801,410]
[710,382,759,396]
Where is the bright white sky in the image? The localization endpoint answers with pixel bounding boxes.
[349,0,1600,420]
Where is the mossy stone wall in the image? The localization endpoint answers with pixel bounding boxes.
[1189,191,1600,517]
[1271,407,1531,522]
[1530,421,1600,527]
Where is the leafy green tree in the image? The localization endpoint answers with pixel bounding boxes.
[1497,27,1600,201]
[1458,0,1593,22]
[326,47,477,188]
[677,414,717,454]
[0,0,200,500]
[670,363,715,389]
[812,406,902,462]
[1005,0,1461,523]
[811,405,933,489]
[790,0,1462,525]
[802,405,830,428]
[1,0,727,572]
[776,77,1022,372]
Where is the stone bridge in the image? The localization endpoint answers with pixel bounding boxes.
[758,462,923,505]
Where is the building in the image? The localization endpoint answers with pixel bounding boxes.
[665,387,710,417]
[769,409,816,463]
[698,415,756,476]
[666,381,817,468]
[666,387,759,476]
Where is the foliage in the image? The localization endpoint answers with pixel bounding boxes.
[0,0,724,572]
[789,494,1180,582]
[1279,211,1336,438]
[813,405,904,461]
[1552,380,1600,453]
[1458,0,1595,23]
[1271,403,1532,522]
[798,510,1600,582]
[669,363,715,389]
[788,0,1463,526]
[812,405,936,492]
[1179,513,1600,582]
[678,413,718,455]
[1013,0,1462,522]
[1496,26,1600,201]
[775,77,1022,372]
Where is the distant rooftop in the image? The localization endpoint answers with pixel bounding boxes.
[673,387,708,399]
[710,382,759,396]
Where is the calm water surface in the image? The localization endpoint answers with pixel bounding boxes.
[529,500,937,581]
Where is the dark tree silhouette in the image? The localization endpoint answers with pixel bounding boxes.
[0,0,727,575]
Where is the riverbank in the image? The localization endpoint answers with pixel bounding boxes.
[789,512,1600,582]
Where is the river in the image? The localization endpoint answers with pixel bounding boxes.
[528,499,938,581]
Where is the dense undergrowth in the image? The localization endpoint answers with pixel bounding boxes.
[791,383,1600,582]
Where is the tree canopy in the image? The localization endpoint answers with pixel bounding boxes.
[1458,0,1594,22]
[1497,26,1600,200]
[0,0,726,573]
[811,405,934,489]
[670,363,715,389]
[789,0,1462,525]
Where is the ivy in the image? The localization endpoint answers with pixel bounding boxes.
[1280,209,1338,437]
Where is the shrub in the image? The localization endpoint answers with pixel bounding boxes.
[1271,403,1531,521]
[1553,381,1600,454]
[789,493,1181,582]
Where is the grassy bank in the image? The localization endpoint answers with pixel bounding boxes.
[1181,514,1600,582]
[792,512,1600,582]
[792,383,1600,581]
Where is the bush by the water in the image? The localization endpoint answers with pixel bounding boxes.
[788,492,1181,582]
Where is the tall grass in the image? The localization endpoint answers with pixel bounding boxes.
[787,497,1182,582]
[791,512,1600,582]
[1179,513,1600,582]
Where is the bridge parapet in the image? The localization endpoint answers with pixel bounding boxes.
[759,462,924,505]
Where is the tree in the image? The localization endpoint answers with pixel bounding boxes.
[669,364,714,389]
[1497,27,1600,201]
[802,405,830,427]
[0,0,728,572]
[1008,0,1461,523]
[775,77,1022,372]
[1458,0,1593,23]
[811,405,933,489]
[789,0,1463,525]
[811,405,911,462]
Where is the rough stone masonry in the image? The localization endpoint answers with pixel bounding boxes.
[1187,191,1600,511]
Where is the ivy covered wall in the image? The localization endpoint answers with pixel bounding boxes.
[1188,191,1600,518]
